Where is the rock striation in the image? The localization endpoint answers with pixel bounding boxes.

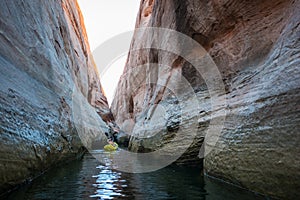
[0,0,111,194]
[111,0,300,198]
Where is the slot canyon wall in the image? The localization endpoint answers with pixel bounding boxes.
[111,0,300,198]
[0,0,111,194]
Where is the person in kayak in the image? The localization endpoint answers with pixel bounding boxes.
[104,138,118,151]
[107,138,117,147]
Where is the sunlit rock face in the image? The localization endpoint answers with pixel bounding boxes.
[111,0,300,198]
[0,0,111,193]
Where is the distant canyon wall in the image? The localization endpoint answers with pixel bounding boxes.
[111,0,300,198]
[0,0,111,194]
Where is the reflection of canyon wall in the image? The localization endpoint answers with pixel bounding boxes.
[111,0,300,198]
[0,0,111,193]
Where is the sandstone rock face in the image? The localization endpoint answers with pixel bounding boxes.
[111,0,300,198]
[0,0,111,194]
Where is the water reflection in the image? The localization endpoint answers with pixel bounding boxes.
[4,152,266,200]
[90,165,126,199]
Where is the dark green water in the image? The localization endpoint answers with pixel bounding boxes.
[5,152,266,200]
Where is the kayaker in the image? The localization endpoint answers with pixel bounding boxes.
[104,138,118,151]
[107,138,117,147]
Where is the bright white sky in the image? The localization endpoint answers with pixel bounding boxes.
[77,0,140,105]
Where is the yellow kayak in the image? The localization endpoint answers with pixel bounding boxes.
[104,143,118,151]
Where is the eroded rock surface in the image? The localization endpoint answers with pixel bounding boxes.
[111,0,300,198]
[0,0,111,194]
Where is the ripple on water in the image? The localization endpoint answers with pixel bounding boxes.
[4,152,266,200]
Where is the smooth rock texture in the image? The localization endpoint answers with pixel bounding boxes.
[0,0,111,194]
[111,0,300,198]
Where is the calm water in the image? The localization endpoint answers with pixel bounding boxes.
[5,152,266,200]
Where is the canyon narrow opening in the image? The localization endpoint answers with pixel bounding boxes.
[77,0,140,105]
